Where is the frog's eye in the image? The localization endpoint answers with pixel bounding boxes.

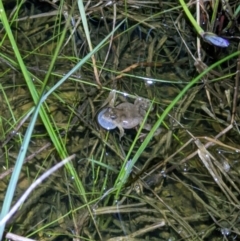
[108,108,118,119]
[110,114,117,119]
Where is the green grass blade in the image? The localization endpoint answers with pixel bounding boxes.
[114,50,240,200]
[0,98,42,238]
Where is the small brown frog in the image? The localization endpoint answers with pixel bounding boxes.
[97,91,157,139]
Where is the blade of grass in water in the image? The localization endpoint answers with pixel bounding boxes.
[0,1,125,238]
[0,101,40,238]
[114,50,240,200]
[0,154,75,227]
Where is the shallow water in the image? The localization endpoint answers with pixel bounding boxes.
[1,0,240,240]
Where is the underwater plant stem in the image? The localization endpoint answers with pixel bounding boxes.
[210,0,219,31]
[179,0,204,35]
[179,0,229,47]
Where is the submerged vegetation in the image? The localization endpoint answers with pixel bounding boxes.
[0,0,240,240]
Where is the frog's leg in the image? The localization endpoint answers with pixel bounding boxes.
[116,124,125,140]
[138,123,162,139]
[109,90,117,107]
[100,90,117,108]
[143,123,151,131]
[145,124,162,135]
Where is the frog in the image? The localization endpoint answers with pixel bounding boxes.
[97,90,159,139]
